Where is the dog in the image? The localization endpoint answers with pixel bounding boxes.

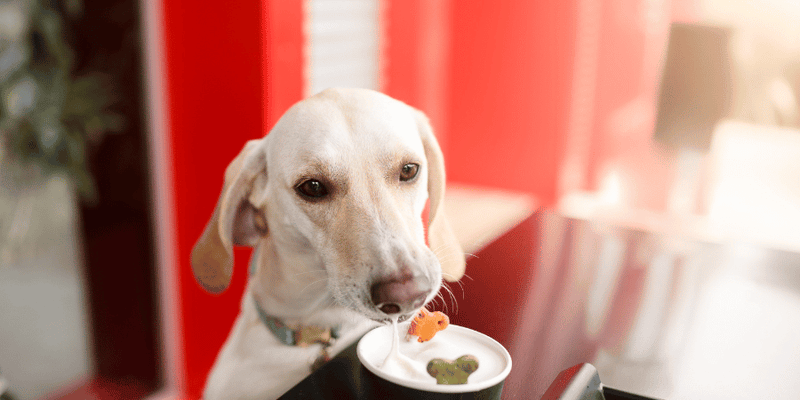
[191,88,465,399]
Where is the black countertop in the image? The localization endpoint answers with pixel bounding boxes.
[284,209,800,399]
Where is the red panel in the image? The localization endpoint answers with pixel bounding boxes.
[162,0,303,397]
[384,0,450,152]
[162,0,264,395]
[264,0,305,129]
[443,0,695,209]
[446,2,577,206]
[383,0,423,106]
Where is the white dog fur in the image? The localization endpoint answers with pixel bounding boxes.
[191,88,465,399]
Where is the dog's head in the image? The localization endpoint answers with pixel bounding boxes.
[191,88,464,321]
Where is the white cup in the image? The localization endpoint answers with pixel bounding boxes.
[357,321,512,399]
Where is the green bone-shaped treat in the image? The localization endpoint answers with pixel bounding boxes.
[426,355,480,385]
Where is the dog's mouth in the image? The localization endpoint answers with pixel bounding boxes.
[365,299,425,323]
[373,311,415,324]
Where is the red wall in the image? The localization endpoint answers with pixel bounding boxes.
[263,1,304,130]
[384,0,451,151]
[162,0,303,397]
[444,2,578,206]
[435,0,696,211]
[162,0,261,394]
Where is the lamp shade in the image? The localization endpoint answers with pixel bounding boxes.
[654,23,733,151]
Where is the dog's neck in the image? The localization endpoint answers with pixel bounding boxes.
[249,238,335,323]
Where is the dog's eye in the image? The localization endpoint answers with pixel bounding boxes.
[296,179,329,199]
[400,163,420,182]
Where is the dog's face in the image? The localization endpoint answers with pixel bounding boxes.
[191,88,464,322]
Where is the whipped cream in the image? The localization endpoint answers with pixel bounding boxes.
[376,319,503,386]
[378,317,433,382]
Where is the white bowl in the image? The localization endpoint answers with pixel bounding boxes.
[356,321,512,394]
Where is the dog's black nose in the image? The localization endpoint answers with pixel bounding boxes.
[370,272,429,315]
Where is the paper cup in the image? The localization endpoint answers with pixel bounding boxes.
[357,321,512,399]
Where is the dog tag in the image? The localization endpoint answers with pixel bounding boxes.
[295,325,332,347]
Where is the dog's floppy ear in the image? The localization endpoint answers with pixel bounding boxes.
[191,139,268,293]
[415,110,465,282]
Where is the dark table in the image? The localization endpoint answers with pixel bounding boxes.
[283,209,800,399]
[278,339,365,399]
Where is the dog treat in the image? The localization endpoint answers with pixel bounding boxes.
[406,308,449,342]
[426,355,480,385]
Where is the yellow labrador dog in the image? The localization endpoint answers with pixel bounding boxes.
[191,88,465,399]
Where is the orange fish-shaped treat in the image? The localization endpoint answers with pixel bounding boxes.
[406,307,449,342]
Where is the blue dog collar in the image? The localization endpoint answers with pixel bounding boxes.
[248,251,340,370]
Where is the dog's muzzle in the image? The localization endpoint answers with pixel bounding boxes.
[369,270,431,317]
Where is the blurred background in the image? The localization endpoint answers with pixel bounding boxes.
[0,0,799,399]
